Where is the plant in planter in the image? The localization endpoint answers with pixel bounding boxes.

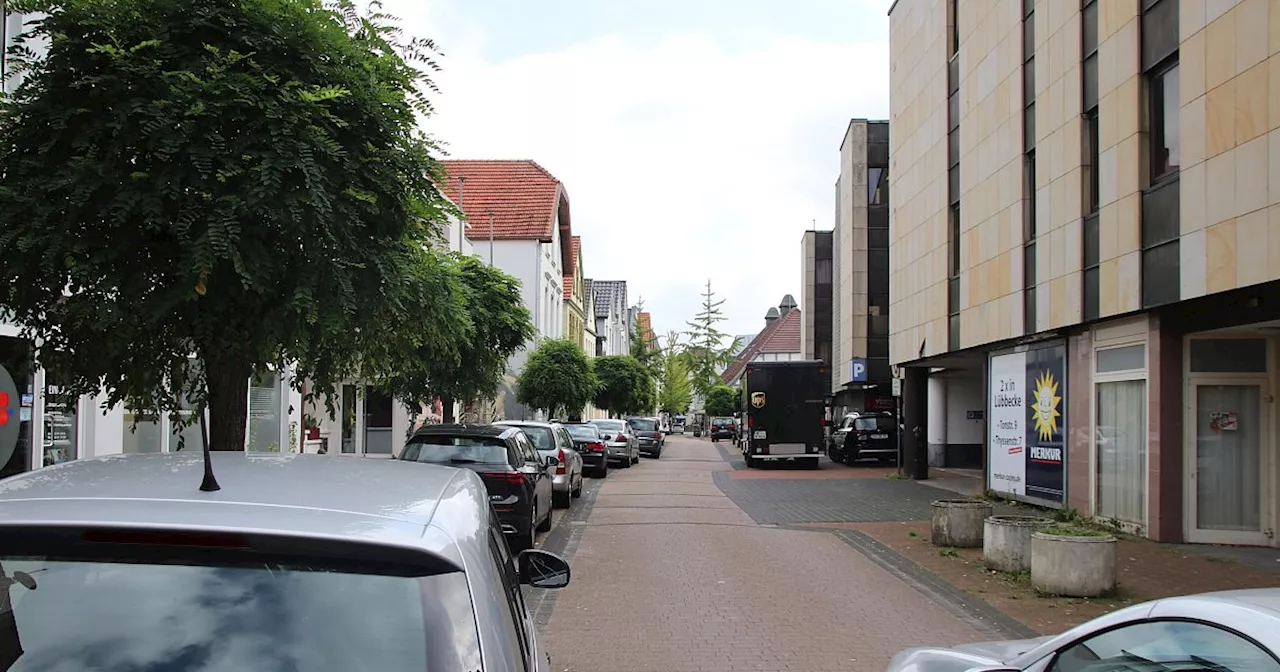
[1030,525,1117,597]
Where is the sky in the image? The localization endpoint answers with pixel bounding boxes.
[380,0,891,342]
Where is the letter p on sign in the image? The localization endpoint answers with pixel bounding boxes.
[850,358,868,383]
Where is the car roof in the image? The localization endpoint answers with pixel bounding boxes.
[411,423,516,439]
[493,420,557,429]
[0,453,491,566]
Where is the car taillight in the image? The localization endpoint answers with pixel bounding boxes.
[556,448,566,475]
[481,471,526,485]
[586,442,606,452]
[656,432,663,441]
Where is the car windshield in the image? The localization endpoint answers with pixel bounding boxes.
[515,426,555,450]
[629,419,657,431]
[854,416,896,432]
[564,425,599,440]
[0,554,478,671]
[401,435,508,464]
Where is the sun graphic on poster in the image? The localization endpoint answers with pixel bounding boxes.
[1030,370,1061,442]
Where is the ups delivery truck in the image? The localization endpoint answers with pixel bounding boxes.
[740,360,827,469]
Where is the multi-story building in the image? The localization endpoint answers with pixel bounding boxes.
[439,160,573,420]
[801,229,834,371]
[563,236,588,353]
[591,280,631,357]
[831,119,893,417]
[889,0,1280,547]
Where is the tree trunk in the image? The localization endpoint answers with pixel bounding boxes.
[441,396,456,423]
[203,349,252,452]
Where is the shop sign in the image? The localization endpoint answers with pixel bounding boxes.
[0,364,19,469]
[986,342,1068,504]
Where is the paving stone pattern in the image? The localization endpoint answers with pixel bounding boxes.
[713,468,973,524]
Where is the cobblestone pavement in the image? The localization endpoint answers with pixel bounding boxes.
[537,435,1007,672]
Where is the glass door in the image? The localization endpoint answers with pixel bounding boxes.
[1187,381,1270,545]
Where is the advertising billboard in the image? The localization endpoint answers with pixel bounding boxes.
[986,342,1067,504]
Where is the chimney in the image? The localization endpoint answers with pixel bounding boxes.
[778,294,798,317]
[764,306,780,325]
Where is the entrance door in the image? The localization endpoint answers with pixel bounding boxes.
[1186,381,1271,545]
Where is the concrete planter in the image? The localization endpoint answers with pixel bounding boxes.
[1031,528,1117,597]
[982,515,1054,573]
[930,499,993,548]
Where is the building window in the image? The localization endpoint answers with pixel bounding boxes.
[949,0,960,56]
[869,167,888,205]
[949,204,961,277]
[1082,0,1100,321]
[815,258,833,283]
[1094,343,1147,529]
[1149,63,1180,181]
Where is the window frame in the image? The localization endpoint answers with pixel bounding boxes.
[1089,326,1150,533]
[1147,58,1181,186]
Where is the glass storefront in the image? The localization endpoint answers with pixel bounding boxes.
[42,372,79,466]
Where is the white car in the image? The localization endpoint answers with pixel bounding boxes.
[888,589,1280,672]
[0,451,572,671]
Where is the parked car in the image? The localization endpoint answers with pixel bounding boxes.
[402,423,554,552]
[888,589,1280,672]
[588,419,640,467]
[626,416,664,458]
[708,416,736,442]
[560,422,610,477]
[494,420,584,508]
[826,411,898,465]
[0,451,572,671]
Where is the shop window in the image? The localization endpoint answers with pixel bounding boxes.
[247,370,282,452]
[1190,339,1268,373]
[122,406,162,454]
[42,373,78,466]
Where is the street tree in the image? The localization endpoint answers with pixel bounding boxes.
[704,384,739,417]
[516,339,595,420]
[377,254,534,422]
[0,0,459,451]
[684,280,741,400]
[592,355,649,418]
[658,355,692,414]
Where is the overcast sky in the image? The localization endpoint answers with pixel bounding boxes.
[380,0,890,342]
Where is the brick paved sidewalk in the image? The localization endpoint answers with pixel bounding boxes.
[711,447,1280,636]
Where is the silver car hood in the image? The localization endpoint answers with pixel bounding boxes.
[888,636,1054,672]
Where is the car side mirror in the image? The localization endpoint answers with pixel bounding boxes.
[517,549,571,588]
[542,455,557,469]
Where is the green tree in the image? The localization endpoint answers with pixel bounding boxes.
[704,384,739,417]
[377,254,534,422]
[592,355,650,418]
[0,0,458,451]
[684,280,741,400]
[516,339,595,419]
[658,355,692,414]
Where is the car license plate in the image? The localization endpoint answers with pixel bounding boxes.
[871,433,889,439]
[753,430,767,439]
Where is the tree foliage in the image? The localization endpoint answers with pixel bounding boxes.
[516,339,595,420]
[683,280,741,400]
[377,254,534,420]
[592,355,652,417]
[0,0,459,450]
[658,355,692,414]
[704,384,739,417]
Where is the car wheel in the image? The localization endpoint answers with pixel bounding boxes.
[744,454,757,468]
[553,488,570,509]
[652,448,661,459]
[512,514,535,553]
[536,505,553,532]
[594,463,608,478]
[572,475,583,498]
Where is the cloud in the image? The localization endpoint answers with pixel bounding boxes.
[380,0,889,339]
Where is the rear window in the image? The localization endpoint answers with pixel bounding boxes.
[592,421,625,431]
[515,426,555,450]
[854,416,897,432]
[711,418,733,427]
[0,551,481,671]
[628,419,657,431]
[402,435,509,464]
[564,425,599,440]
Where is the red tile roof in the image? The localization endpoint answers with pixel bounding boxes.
[637,312,656,348]
[437,159,573,278]
[720,309,802,383]
[563,235,581,296]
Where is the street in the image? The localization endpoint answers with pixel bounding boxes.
[528,434,1022,672]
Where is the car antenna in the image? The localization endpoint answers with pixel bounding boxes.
[197,393,220,492]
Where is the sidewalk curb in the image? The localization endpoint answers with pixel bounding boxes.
[799,524,1039,641]
[527,476,604,630]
